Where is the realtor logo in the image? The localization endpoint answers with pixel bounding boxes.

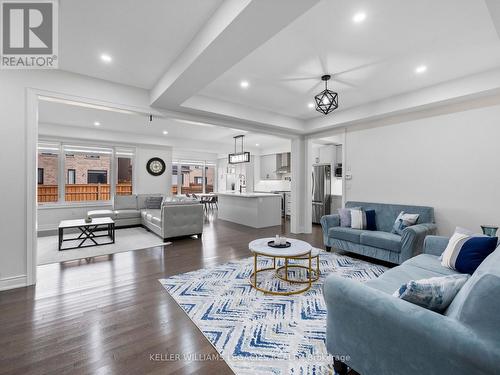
[1,0,58,69]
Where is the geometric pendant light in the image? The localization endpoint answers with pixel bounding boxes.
[314,74,339,115]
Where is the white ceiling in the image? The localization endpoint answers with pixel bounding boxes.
[53,0,500,136]
[59,0,223,89]
[195,0,500,119]
[38,99,290,154]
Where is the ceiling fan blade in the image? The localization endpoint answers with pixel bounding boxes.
[307,81,322,94]
[332,77,357,88]
[335,59,386,77]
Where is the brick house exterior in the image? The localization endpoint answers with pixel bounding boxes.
[38,153,111,185]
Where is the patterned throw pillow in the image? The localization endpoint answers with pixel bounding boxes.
[441,228,498,274]
[393,274,470,312]
[145,196,163,209]
[391,211,419,235]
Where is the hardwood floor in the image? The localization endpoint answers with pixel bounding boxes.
[0,215,325,375]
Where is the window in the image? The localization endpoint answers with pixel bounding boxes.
[37,143,59,203]
[171,164,178,194]
[181,163,203,194]
[37,168,44,185]
[87,170,108,184]
[37,142,135,204]
[64,145,112,202]
[205,164,215,193]
[67,169,76,184]
[116,151,133,195]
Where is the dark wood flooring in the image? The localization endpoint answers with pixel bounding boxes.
[0,215,326,375]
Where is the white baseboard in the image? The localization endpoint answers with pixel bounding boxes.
[0,275,28,291]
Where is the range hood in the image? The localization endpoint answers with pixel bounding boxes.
[275,152,291,174]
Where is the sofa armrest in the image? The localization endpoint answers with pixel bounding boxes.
[399,223,437,263]
[320,214,340,246]
[423,235,449,256]
[323,275,499,375]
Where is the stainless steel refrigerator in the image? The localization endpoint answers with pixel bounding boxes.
[312,164,331,224]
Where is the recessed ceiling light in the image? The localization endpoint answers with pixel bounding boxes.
[308,102,314,109]
[415,65,427,74]
[255,143,260,147]
[100,54,112,63]
[353,12,366,23]
[162,130,168,135]
[240,80,249,88]
[94,121,101,126]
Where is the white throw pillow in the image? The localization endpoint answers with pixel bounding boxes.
[350,209,365,229]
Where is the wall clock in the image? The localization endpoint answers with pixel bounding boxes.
[146,157,166,176]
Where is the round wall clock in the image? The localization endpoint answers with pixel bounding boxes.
[146,157,166,176]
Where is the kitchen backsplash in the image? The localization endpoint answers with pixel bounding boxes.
[255,179,291,192]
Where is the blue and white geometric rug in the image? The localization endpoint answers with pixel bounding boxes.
[159,251,387,374]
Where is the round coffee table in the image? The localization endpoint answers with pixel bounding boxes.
[248,238,315,295]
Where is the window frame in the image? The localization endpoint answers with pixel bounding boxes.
[37,141,136,207]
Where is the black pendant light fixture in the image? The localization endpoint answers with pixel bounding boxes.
[314,75,338,115]
[228,135,250,164]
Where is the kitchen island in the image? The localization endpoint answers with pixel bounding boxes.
[217,192,281,228]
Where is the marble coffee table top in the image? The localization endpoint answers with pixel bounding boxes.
[248,237,312,257]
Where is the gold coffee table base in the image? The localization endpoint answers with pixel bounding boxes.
[249,252,314,296]
[275,255,320,283]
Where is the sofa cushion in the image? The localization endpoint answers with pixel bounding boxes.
[143,209,162,224]
[137,193,163,209]
[114,209,141,220]
[366,263,451,295]
[360,231,401,253]
[114,195,138,210]
[404,254,461,276]
[87,209,115,219]
[328,227,364,243]
[145,196,163,209]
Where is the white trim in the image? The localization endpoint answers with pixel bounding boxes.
[26,89,38,286]
[0,275,28,292]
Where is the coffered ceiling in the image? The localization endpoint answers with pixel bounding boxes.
[56,0,500,136]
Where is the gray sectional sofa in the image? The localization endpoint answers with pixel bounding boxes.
[320,201,437,264]
[323,236,500,375]
[88,194,204,242]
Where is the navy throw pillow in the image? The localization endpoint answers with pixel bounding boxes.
[454,236,498,274]
[365,209,376,231]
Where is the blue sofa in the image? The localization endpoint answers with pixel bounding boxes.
[323,236,500,375]
[320,201,437,264]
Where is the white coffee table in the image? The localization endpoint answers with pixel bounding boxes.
[248,237,316,295]
[58,217,115,251]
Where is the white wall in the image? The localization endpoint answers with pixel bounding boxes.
[135,146,172,194]
[344,103,500,236]
[0,69,153,290]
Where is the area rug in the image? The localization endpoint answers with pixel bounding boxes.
[38,227,170,265]
[159,252,387,374]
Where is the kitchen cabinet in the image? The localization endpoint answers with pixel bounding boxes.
[260,154,277,180]
[319,145,335,164]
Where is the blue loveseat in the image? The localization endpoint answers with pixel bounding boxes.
[320,201,437,264]
[323,236,500,375]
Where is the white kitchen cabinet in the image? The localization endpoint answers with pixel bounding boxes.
[319,145,335,164]
[260,154,277,180]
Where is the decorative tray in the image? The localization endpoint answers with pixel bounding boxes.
[267,240,291,248]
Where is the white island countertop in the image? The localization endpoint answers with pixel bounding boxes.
[217,192,280,198]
